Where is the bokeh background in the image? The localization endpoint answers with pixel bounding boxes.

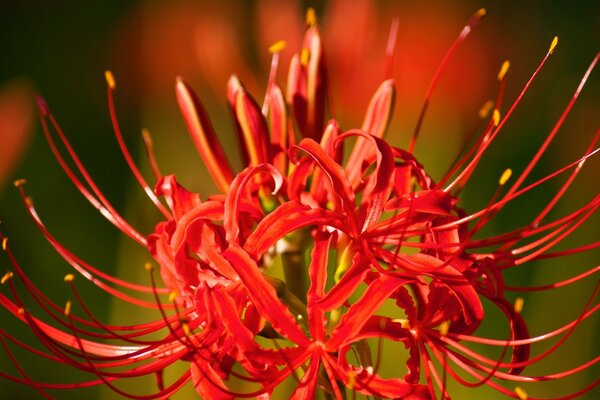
[1,0,599,399]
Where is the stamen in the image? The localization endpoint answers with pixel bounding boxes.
[13,178,26,188]
[64,274,75,283]
[144,262,154,272]
[347,371,356,390]
[64,300,72,317]
[499,168,512,186]
[515,386,528,400]
[104,70,116,90]
[498,60,511,81]
[514,297,524,314]
[305,7,317,27]
[1,271,13,284]
[1,237,7,251]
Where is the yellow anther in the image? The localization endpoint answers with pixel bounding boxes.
[64,274,75,283]
[1,237,8,251]
[549,36,558,54]
[18,307,25,315]
[141,128,152,142]
[64,300,72,317]
[475,8,487,18]
[269,40,287,54]
[492,109,500,127]
[498,60,510,81]
[439,321,451,336]
[182,321,192,337]
[394,318,411,329]
[105,70,116,90]
[305,7,317,27]
[300,48,310,66]
[144,262,154,272]
[347,371,356,390]
[514,297,525,314]
[13,178,27,188]
[515,386,528,400]
[499,168,512,186]
[1,271,13,284]
[478,100,494,119]
[169,291,178,303]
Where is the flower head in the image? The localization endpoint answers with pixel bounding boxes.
[1,7,599,400]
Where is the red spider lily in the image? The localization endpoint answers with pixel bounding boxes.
[1,7,599,400]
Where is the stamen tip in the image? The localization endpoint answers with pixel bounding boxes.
[269,40,287,54]
[478,100,494,119]
[105,70,116,90]
[514,297,524,314]
[300,48,310,66]
[439,321,451,336]
[492,109,501,126]
[64,274,75,283]
[13,178,27,188]
[476,8,487,18]
[144,262,154,272]
[498,60,510,81]
[1,271,13,284]
[169,291,178,303]
[549,36,558,54]
[182,321,192,337]
[305,7,317,27]
[515,386,528,400]
[64,300,72,317]
[1,237,8,251]
[499,168,512,186]
[18,307,25,315]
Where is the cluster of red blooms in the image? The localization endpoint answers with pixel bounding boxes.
[1,8,599,400]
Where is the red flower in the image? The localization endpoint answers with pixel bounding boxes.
[1,7,599,400]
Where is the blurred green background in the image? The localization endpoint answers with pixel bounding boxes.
[1,0,599,399]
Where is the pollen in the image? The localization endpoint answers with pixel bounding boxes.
[515,386,528,400]
[64,300,72,317]
[17,307,25,316]
[1,271,13,284]
[269,40,286,54]
[514,297,525,314]
[498,60,510,81]
[64,274,75,283]
[305,7,317,27]
[439,321,451,336]
[549,36,558,54]
[1,237,7,251]
[105,70,116,90]
[144,262,154,272]
[13,178,27,188]
[492,109,501,126]
[499,168,512,186]
[476,8,487,18]
[478,100,494,119]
